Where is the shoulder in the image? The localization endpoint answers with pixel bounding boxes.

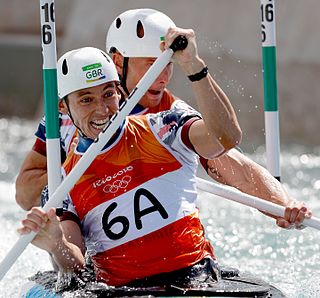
[146,102,200,146]
[169,100,201,123]
[148,100,200,128]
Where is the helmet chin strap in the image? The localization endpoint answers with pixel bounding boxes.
[119,57,130,96]
[63,97,89,139]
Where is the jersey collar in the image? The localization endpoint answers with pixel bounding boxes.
[76,120,125,153]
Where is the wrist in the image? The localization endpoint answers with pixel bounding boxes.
[180,57,206,76]
[188,66,208,82]
[48,234,66,255]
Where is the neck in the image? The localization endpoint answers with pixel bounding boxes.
[76,121,125,153]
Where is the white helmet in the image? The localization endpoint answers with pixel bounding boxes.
[57,47,119,99]
[106,8,176,58]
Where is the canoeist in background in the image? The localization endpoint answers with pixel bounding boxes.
[18,37,310,287]
[16,8,310,232]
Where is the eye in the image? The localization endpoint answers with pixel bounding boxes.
[80,97,93,104]
[146,60,156,68]
[104,90,117,98]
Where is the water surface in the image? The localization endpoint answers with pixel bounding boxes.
[0,118,319,297]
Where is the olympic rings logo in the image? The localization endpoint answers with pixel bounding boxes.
[103,175,131,194]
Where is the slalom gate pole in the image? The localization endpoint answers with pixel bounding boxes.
[40,0,62,197]
[260,0,281,181]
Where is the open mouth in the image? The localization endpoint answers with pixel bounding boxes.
[91,118,108,130]
[148,89,161,96]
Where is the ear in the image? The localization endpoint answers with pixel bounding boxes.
[160,40,166,52]
[59,99,69,114]
[112,52,123,74]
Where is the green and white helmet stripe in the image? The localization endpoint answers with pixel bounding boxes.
[57,47,119,99]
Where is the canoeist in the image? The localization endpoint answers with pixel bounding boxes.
[15,8,310,233]
[105,9,310,229]
[18,33,310,287]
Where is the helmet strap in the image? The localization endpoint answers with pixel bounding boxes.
[116,84,127,106]
[120,57,130,96]
[63,97,88,139]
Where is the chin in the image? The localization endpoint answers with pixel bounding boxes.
[148,98,162,108]
[87,129,100,140]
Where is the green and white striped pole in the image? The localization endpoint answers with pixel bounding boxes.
[40,0,61,196]
[260,0,281,181]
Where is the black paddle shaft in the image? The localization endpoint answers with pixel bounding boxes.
[169,35,188,52]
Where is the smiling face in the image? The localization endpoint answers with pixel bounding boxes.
[113,54,173,108]
[61,82,121,139]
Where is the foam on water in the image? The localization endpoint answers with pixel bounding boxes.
[0,186,52,297]
[200,146,320,298]
[0,118,319,297]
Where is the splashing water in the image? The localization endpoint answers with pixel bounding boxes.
[200,146,320,297]
[0,118,319,297]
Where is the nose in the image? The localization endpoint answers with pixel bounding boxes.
[95,98,109,115]
[156,63,172,85]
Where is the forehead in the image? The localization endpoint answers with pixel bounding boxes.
[131,57,157,64]
[72,82,116,97]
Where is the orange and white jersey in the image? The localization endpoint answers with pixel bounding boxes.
[62,100,214,286]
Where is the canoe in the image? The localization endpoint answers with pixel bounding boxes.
[20,267,285,297]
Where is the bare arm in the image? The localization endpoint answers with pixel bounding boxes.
[164,27,242,158]
[206,148,311,228]
[18,207,85,273]
[15,150,48,210]
[183,58,241,154]
[206,149,287,202]
[52,220,85,272]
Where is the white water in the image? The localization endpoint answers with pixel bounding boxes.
[0,118,319,297]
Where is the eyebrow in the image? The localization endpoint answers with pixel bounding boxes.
[146,58,157,63]
[76,83,115,96]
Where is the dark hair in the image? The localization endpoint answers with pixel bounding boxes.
[108,46,117,54]
[63,95,69,104]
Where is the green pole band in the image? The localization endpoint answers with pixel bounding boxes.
[262,46,278,111]
[43,69,60,138]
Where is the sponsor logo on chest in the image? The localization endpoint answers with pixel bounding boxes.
[92,166,133,193]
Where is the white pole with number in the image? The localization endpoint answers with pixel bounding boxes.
[40,0,62,197]
[260,0,281,181]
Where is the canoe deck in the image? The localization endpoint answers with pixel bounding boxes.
[21,267,286,297]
